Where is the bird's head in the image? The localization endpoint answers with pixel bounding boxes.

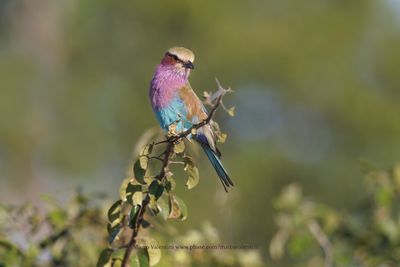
[160,47,195,75]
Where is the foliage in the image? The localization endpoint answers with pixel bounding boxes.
[0,192,262,267]
[0,191,107,267]
[271,163,400,267]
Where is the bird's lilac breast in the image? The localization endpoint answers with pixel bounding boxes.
[149,65,193,132]
[150,67,186,108]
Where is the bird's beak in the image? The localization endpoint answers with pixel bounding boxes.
[183,61,194,70]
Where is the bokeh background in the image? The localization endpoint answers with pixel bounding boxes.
[1,0,400,265]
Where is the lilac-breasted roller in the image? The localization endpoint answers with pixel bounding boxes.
[149,47,234,192]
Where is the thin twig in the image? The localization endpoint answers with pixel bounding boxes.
[169,161,185,165]
[154,140,169,146]
[148,156,164,162]
[121,195,150,267]
[308,220,333,267]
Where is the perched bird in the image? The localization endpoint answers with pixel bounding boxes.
[149,47,234,192]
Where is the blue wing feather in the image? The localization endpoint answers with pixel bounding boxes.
[155,93,192,132]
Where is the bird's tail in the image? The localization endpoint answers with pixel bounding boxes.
[200,143,234,192]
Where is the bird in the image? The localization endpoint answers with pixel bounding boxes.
[149,47,234,192]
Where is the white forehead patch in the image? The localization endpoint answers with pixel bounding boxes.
[167,47,195,62]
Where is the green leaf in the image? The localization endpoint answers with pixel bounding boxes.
[139,252,150,267]
[143,237,161,266]
[148,195,158,213]
[157,197,169,220]
[119,178,132,201]
[96,248,113,267]
[269,230,288,260]
[141,143,154,156]
[288,232,313,257]
[139,156,149,172]
[168,194,188,221]
[126,183,143,206]
[111,258,122,267]
[131,248,150,267]
[107,200,122,224]
[176,196,188,220]
[227,106,235,116]
[184,160,199,190]
[148,180,164,200]
[139,144,153,170]
[275,183,302,210]
[129,205,141,229]
[168,195,180,220]
[48,210,68,227]
[0,239,23,256]
[375,185,394,206]
[165,177,176,192]
[108,224,121,244]
[210,121,228,143]
[174,141,185,154]
[134,160,146,184]
[217,133,227,143]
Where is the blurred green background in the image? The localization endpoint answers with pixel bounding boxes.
[1,0,400,265]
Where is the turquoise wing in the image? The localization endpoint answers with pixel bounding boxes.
[155,93,192,133]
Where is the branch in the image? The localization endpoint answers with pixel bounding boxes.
[121,195,149,267]
[308,220,333,267]
[120,82,229,267]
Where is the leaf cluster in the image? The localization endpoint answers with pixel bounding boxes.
[0,191,108,267]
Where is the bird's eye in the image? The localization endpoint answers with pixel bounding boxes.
[166,53,184,64]
[170,54,179,61]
